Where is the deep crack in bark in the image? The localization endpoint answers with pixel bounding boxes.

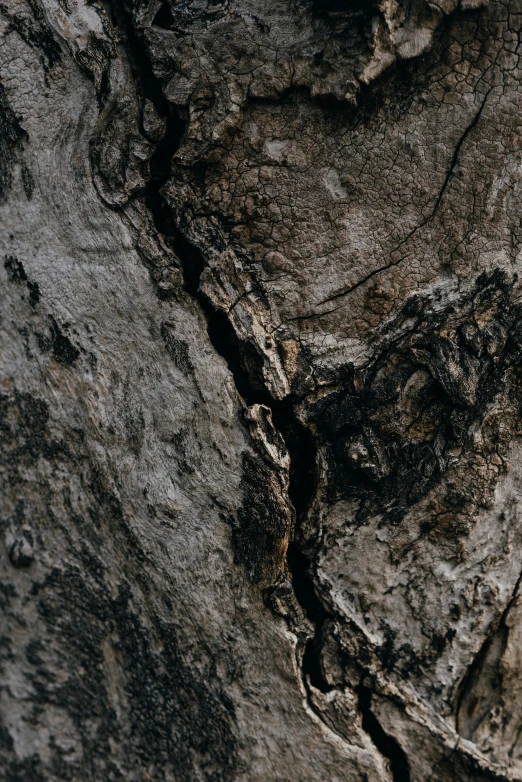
[358,681,411,782]
[112,5,418,774]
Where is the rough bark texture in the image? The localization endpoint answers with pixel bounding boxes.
[3,0,522,779]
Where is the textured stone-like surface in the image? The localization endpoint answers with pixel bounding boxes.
[3,0,522,780]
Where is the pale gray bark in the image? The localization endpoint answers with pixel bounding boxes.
[1,1,522,780]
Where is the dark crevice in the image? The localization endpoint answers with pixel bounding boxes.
[358,682,411,782]
[271,405,317,519]
[108,0,169,115]
[174,215,411,782]
[108,0,186,233]
[115,5,412,772]
[175,233,205,296]
[193,267,336,706]
[287,544,331,694]
[145,111,186,233]
[288,546,325,626]
[302,632,331,694]
[110,0,319,517]
[153,2,174,30]
[269,402,333,703]
[199,301,270,404]
[169,215,334,717]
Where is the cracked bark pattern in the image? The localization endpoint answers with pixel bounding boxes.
[2,0,522,779]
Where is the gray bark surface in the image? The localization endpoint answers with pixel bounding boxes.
[1,0,522,779]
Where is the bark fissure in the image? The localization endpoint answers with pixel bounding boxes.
[115,19,402,761]
[108,14,505,772]
[109,0,170,116]
[430,87,492,218]
[358,682,411,782]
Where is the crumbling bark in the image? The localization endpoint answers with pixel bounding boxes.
[2,1,522,780]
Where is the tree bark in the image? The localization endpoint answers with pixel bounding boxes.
[1,0,522,779]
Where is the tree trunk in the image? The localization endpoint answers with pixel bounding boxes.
[2,0,522,779]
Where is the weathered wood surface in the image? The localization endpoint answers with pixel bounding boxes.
[2,1,522,779]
